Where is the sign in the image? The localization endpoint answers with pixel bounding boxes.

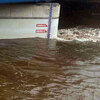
[36,29,47,33]
[36,24,48,27]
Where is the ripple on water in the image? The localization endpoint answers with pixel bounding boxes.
[0,38,100,100]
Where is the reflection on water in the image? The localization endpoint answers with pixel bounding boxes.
[0,38,100,100]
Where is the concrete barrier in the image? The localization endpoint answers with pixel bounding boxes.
[0,3,60,39]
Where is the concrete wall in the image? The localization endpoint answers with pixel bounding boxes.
[0,4,60,18]
[0,3,60,39]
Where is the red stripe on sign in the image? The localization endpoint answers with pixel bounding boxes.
[36,24,48,27]
[36,29,47,33]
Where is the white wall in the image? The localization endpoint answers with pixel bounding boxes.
[0,3,60,39]
[0,19,59,39]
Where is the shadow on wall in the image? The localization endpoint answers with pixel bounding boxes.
[58,1,100,29]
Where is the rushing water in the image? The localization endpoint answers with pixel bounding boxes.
[58,26,100,42]
[0,38,100,100]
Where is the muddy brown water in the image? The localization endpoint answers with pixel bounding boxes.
[0,38,100,100]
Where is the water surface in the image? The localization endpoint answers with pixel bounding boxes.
[0,38,100,100]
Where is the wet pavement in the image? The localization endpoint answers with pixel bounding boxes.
[0,38,100,100]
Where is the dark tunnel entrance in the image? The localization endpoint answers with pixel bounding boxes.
[58,1,100,29]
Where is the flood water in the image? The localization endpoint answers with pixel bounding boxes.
[0,38,100,100]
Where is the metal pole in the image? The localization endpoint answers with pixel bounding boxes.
[47,3,53,39]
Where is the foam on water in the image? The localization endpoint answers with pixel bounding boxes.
[58,26,100,42]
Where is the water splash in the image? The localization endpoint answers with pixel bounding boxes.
[58,26,100,42]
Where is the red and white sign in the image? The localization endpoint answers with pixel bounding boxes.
[36,24,48,27]
[36,29,47,33]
